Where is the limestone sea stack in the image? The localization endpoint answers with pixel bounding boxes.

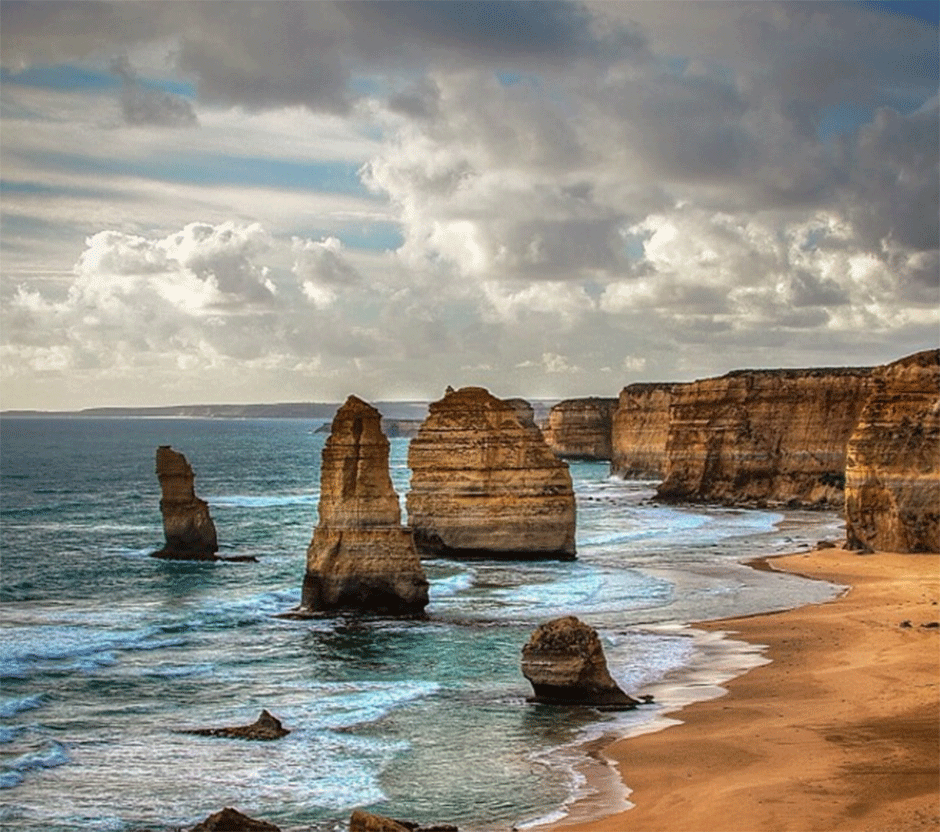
[521,616,638,708]
[610,383,680,479]
[153,446,219,560]
[300,396,429,616]
[543,397,618,460]
[655,367,875,507]
[406,386,576,560]
[845,349,940,553]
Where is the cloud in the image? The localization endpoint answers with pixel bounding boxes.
[110,56,198,127]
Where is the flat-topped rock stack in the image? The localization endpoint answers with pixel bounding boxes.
[611,383,680,479]
[406,386,576,560]
[300,396,429,616]
[153,446,219,560]
[845,349,940,553]
[543,397,618,461]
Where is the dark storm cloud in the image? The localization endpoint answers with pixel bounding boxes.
[110,56,198,127]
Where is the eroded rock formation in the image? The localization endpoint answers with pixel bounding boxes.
[655,367,876,507]
[845,350,940,553]
[349,810,459,832]
[153,446,219,560]
[406,387,576,560]
[300,396,429,616]
[543,397,618,460]
[611,383,681,479]
[521,616,637,708]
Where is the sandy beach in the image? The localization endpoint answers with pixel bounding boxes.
[547,548,940,832]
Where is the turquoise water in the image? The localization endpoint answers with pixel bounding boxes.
[0,417,843,831]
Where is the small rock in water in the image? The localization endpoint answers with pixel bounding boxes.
[349,810,459,832]
[179,709,290,740]
[188,807,281,831]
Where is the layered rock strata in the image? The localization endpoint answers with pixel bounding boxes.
[153,446,219,560]
[300,396,429,616]
[189,808,281,832]
[543,397,618,460]
[655,367,876,507]
[406,387,576,560]
[521,616,637,708]
[845,350,940,553]
[610,383,681,479]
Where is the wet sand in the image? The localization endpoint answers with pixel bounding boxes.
[546,548,940,832]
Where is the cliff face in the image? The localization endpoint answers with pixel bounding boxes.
[611,383,681,479]
[301,396,429,616]
[406,386,576,559]
[654,368,876,507]
[845,350,940,553]
[153,446,219,560]
[543,397,618,460]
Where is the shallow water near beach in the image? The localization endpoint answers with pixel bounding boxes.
[0,417,844,831]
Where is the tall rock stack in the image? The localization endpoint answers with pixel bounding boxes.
[610,383,680,479]
[845,350,940,553]
[301,396,429,616]
[543,397,618,461]
[407,386,576,560]
[153,446,219,560]
[655,367,876,507]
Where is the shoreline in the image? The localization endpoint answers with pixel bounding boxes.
[539,547,940,832]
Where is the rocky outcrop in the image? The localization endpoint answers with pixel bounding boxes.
[153,446,219,560]
[300,396,429,616]
[180,709,290,741]
[188,807,281,832]
[406,387,576,560]
[543,398,618,460]
[611,383,681,479]
[349,810,458,832]
[655,367,876,507]
[845,350,940,553]
[521,616,637,708]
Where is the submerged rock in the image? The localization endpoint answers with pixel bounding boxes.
[180,709,290,741]
[153,446,219,560]
[406,386,576,560]
[300,396,429,616]
[188,807,281,831]
[521,616,638,708]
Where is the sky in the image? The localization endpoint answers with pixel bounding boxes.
[1,0,937,410]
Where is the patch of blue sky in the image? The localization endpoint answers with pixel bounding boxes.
[1,63,197,98]
[859,1,939,25]
[0,180,122,200]
[816,104,878,141]
[335,223,404,252]
[19,149,372,196]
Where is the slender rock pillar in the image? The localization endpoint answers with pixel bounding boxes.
[153,446,219,560]
[300,396,429,616]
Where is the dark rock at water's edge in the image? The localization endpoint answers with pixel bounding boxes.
[349,809,459,832]
[178,709,290,741]
[521,616,638,709]
[152,446,219,560]
[188,807,281,831]
[300,396,429,617]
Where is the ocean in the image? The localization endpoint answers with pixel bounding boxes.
[0,416,844,831]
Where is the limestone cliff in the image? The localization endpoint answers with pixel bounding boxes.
[655,367,876,507]
[301,396,429,616]
[845,350,940,553]
[406,387,576,559]
[543,397,618,461]
[521,616,637,708]
[153,446,219,560]
[610,383,681,479]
